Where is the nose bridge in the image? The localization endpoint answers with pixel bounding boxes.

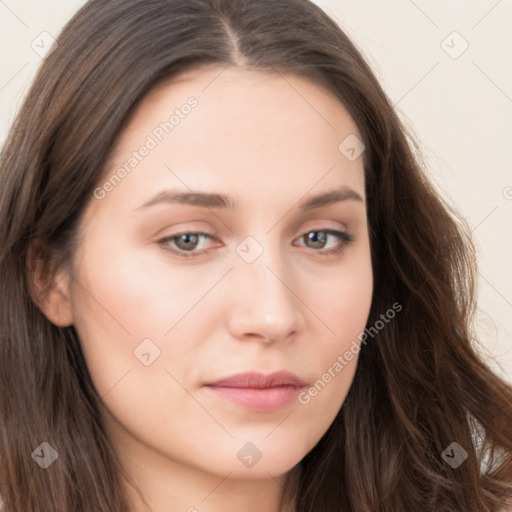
[228,233,301,341]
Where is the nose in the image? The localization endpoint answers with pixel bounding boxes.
[226,244,303,344]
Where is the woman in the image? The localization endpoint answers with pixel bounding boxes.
[0,0,511,510]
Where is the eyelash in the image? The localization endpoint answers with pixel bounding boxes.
[157,229,355,259]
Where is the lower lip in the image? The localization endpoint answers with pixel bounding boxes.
[204,385,303,411]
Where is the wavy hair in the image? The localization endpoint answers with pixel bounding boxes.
[1,0,511,510]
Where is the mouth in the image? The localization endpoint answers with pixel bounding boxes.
[202,371,307,412]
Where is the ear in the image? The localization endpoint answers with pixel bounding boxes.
[26,239,74,327]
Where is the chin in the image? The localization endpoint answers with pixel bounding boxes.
[195,437,309,481]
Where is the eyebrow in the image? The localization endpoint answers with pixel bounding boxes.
[135,185,364,212]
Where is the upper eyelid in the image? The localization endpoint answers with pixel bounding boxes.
[163,218,350,237]
[164,226,348,239]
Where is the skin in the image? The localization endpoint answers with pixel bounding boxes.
[38,66,373,512]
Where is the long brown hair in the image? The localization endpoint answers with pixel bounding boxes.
[1,0,511,510]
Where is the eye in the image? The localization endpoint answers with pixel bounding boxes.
[157,229,354,259]
[294,229,354,257]
[157,231,217,258]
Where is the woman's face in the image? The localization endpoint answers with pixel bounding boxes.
[59,66,373,483]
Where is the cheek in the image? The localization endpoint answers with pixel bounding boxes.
[71,230,201,337]
[69,232,231,404]
[315,247,373,346]
[68,238,175,396]
[301,248,373,407]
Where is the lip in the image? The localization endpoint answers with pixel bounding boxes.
[203,371,307,412]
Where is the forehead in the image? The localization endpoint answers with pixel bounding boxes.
[90,65,365,218]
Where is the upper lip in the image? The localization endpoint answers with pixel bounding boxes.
[205,371,307,389]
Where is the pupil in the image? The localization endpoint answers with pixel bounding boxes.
[307,231,326,248]
[177,234,198,250]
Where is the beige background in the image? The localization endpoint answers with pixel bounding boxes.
[1,1,511,383]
